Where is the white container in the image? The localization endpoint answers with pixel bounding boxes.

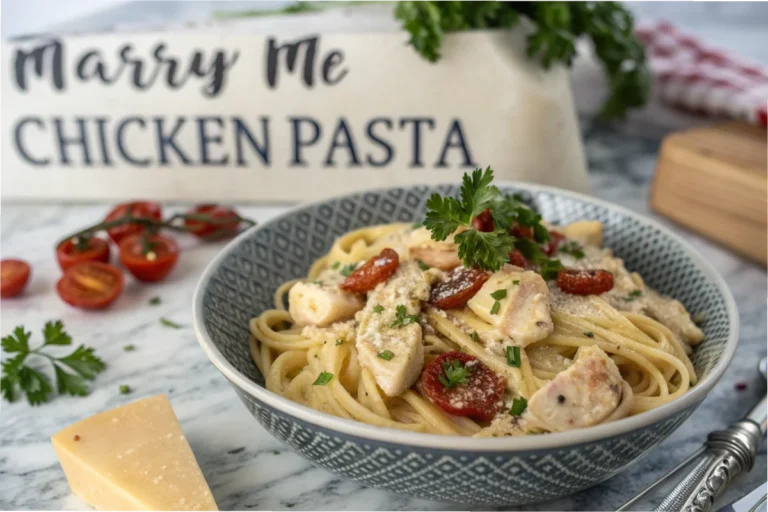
[0,5,588,202]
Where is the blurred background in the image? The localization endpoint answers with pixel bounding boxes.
[4,1,768,55]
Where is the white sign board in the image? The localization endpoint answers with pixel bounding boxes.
[1,27,588,202]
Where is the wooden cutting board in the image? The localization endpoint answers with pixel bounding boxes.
[651,121,767,266]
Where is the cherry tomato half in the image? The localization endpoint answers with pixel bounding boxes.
[104,201,163,245]
[56,261,123,309]
[119,234,180,282]
[1,259,31,298]
[56,237,111,271]
[184,204,241,239]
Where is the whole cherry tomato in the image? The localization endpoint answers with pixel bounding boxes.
[119,234,180,282]
[56,237,110,271]
[56,261,123,309]
[104,201,163,245]
[1,259,31,298]
[184,204,241,239]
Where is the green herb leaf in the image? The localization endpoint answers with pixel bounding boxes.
[395,1,649,119]
[1,326,31,354]
[506,346,521,368]
[438,359,473,389]
[539,258,564,281]
[373,305,384,314]
[512,280,520,285]
[54,365,88,396]
[123,344,136,352]
[312,372,334,386]
[559,241,585,259]
[491,289,507,301]
[584,331,595,338]
[390,305,419,328]
[160,317,182,329]
[417,259,430,271]
[1,375,18,403]
[339,263,357,277]
[378,350,395,361]
[470,331,479,342]
[56,345,106,380]
[623,290,643,302]
[331,261,340,270]
[43,321,72,346]
[1,322,105,405]
[119,384,131,394]
[335,339,344,346]
[454,228,515,272]
[490,301,501,315]
[18,366,52,405]
[149,296,161,305]
[509,397,528,416]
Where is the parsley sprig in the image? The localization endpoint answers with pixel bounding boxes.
[390,305,419,328]
[1,321,106,405]
[423,167,563,276]
[395,1,649,119]
[439,359,473,389]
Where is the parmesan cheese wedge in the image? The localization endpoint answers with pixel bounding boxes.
[51,395,217,511]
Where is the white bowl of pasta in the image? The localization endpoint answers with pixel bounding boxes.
[193,171,738,506]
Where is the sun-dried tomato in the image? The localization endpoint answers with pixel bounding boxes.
[471,208,494,232]
[557,268,614,295]
[340,248,399,293]
[429,267,489,310]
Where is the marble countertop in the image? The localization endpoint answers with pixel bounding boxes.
[1,119,766,511]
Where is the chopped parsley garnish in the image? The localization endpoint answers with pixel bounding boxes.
[335,339,344,346]
[373,305,384,314]
[559,241,585,259]
[339,263,357,277]
[438,359,472,389]
[119,385,131,394]
[490,301,501,315]
[417,259,430,271]
[313,280,323,285]
[491,289,507,301]
[584,331,595,338]
[378,350,394,361]
[160,317,182,329]
[390,305,419,328]
[623,290,643,302]
[512,280,520,285]
[123,344,135,352]
[509,397,528,416]
[149,296,161,305]
[506,346,521,368]
[0,321,106,405]
[331,261,340,270]
[470,331,480,342]
[312,372,334,386]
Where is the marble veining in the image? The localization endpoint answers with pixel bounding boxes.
[1,121,765,511]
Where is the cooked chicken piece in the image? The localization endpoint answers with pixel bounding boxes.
[526,346,628,431]
[562,220,603,247]
[355,261,431,396]
[467,269,553,347]
[406,227,462,270]
[288,278,364,327]
[644,290,705,345]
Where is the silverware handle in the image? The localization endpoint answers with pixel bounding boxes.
[653,420,763,512]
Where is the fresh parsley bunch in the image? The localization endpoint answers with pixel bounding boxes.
[1,321,105,405]
[395,1,650,119]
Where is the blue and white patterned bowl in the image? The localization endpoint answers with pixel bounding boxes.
[192,183,738,507]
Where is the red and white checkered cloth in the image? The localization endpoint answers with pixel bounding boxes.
[636,20,768,127]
